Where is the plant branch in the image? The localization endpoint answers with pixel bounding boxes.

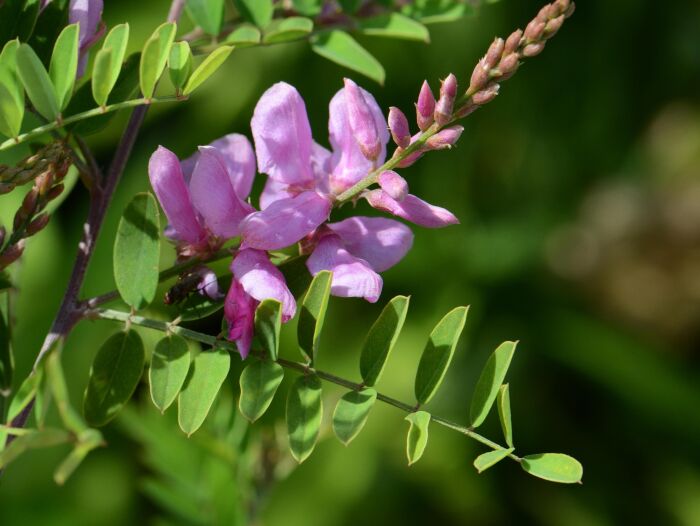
[92,308,520,462]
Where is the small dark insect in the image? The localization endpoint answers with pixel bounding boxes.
[163,271,202,305]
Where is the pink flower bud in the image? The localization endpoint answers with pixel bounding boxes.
[522,42,546,57]
[504,29,523,54]
[469,59,491,94]
[344,78,381,161]
[472,83,500,105]
[434,73,457,126]
[544,14,565,37]
[537,3,557,21]
[485,38,505,69]
[497,53,520,80]
[416,80,436,131]
[395,147,424,168]
[426,125,464,150]
[388,107,411,148]
[524,19,546,42]
[378,170,408,201]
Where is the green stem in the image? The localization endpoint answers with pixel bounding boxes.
[0,97,183,152]
[91,308,520,462]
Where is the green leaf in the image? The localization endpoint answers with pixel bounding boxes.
[113,193,161,310]
[168,41,193,91]
[297,270,332,363]
[149,334,191,413]
[53,428,103,485]
[93,23,130,106]
[186,0,225,35]
[182,45,233,96]
[83,331,146,427]
[332,388,376,446]
[359,295,409,387]
[140,22,177,99]
[46,348,88,434]
[177,348,230,436]
[292,0,322,16]
[6,371,41,423]
[16,43,59,121]
[413,306,468,405]
[358,13,430,42]
[497,383,513,447]
[404,410,430,465]
[338,0,361,13]
[223,24,261,47]
[473,448,514,473]
[0,428,71,469]
[521,453,583,484]
[0,306,12,393]
[238,360,284,422]
[254,299,282,361]
[401,0,472,24]
[49,23,79,111]
[469,340,517,428]
[263,17,313,44]
[286,374,322,463]
[0,40,24,138]
[233,0,273,28]
[311,30,385,85]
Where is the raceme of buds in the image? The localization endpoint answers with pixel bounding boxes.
[0,142,71,193]
[344,78,382,161]
[416,81,436,131]
[388,107,411,148]
[434,74,457,126]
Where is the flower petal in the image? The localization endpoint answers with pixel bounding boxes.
[224,280,257,359]
[232,248,296,320]
[259,177,293,210]
[189,146,255,239]
[148,146,206,245]
[365,190,460,228]
[70,0,103,48]
[328,83,389,193]
[251,82,315,187]
[241,191,331,250]
[307,234,383,302]
[195,266,223,300]
[378,170,408,201]
[327,216,413,272]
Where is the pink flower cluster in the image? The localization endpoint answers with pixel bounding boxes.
[149,79,460,358]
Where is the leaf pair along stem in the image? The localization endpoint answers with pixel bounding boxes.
[92,307,521,464]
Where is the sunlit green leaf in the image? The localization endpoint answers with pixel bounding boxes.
[286,374,322,463]
[238,360,284,422]
[0,40,24,138]
[297,270,332,363]
[140,22,177,99]
[49,23,79,110]
[168,41,192,90]
[113,193,161,310]
[311,30,385,85]
[255,299,282,361]
[234,0,273,28]
[405,410,430,465]
[262,17,313,44]
[149,334,191,413]
[6,370,40,423]
[358,13,429,42]
[521,453,583,484]
[224,24,261,47]
[93,23,130,106]
[473,448,514,473]
[177,348,230,436]
[469,341,517,428]
[497,383,513,447]
[360,295,409,387]
[83,331,146,427]
[292,0,322,16]
[16,43,59,121]
[332,388,376,446]
[414,306,468,405]
[186,0,225,35]
[182,45,233,96]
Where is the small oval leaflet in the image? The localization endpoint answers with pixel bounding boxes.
[358,13,430,42]
[49,23,79,111]
[224,25,261,47]
[186,0,225,36]
[473,448,514,474]
[286,374,323,463]
[332,388,377,446]
[405,410,431,465]
[297,270,332,363]
[238,360,284,422]
[91,48,114,107]
[414,306,469,405]
[469,340,517,428]
[149,334,191,413]
[94,23,130,105]
[521,453,583,484]
[0,40,24,139]
[497,383,513,448]
[140,22,177,99]
[16,43,59,121]
[359,295,409,387]
[234,0,273,28]
[254,299,282,361]
[262,17,313,45]
[83,330,146,427]
[183,45,233,96]
[178,348,230,436]
[311,30,385,85]
[168,41,192,90]
[113,192,161,310]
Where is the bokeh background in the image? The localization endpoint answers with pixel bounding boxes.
[2,0,700,524]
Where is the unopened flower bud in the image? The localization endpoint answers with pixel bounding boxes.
[497,53,520,80]
[0,240,25,269]
[395,147,424,168]
[469,59,491,94]
[537,3,557,21]
[416,80,436,131]
[388,107,411,148]
[426,125,464,150]
[35,171,54,195]
[544,14,565,37]
[434,73,457,126]
[472,83,500,105]
[522,42,546,57]
[0,182,14,195]
[485,38,505,69]
[47,184,65,201]
[378,170,408,201]
[26,213,50,236]
[524,19,546,42]
[344,78,381,161]
[504,29,523,54]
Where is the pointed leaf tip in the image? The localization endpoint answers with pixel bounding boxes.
[469,340,517,428]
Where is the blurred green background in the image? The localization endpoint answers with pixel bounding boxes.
[2,0,700,524]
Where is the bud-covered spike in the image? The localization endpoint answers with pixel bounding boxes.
[416,80,436,131]
[434,73,457,126]
[388,107,411,149]
[344,78,381,162]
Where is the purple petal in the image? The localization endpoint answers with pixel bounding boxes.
[224,280,257,358]
[189,146,255,239]
[378,170,408,201]
[259,177,293,210]
[307,234,382,302]
[196,267,223,300]
[365,190,460,228]
[241,191,331,250]
[70,0,104,77]
[327,216,413,272]
[232,248,296,320]
[148,146,206,245]
[328,83,389,194]
[251,82,315,187]
[343,78,381,161]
